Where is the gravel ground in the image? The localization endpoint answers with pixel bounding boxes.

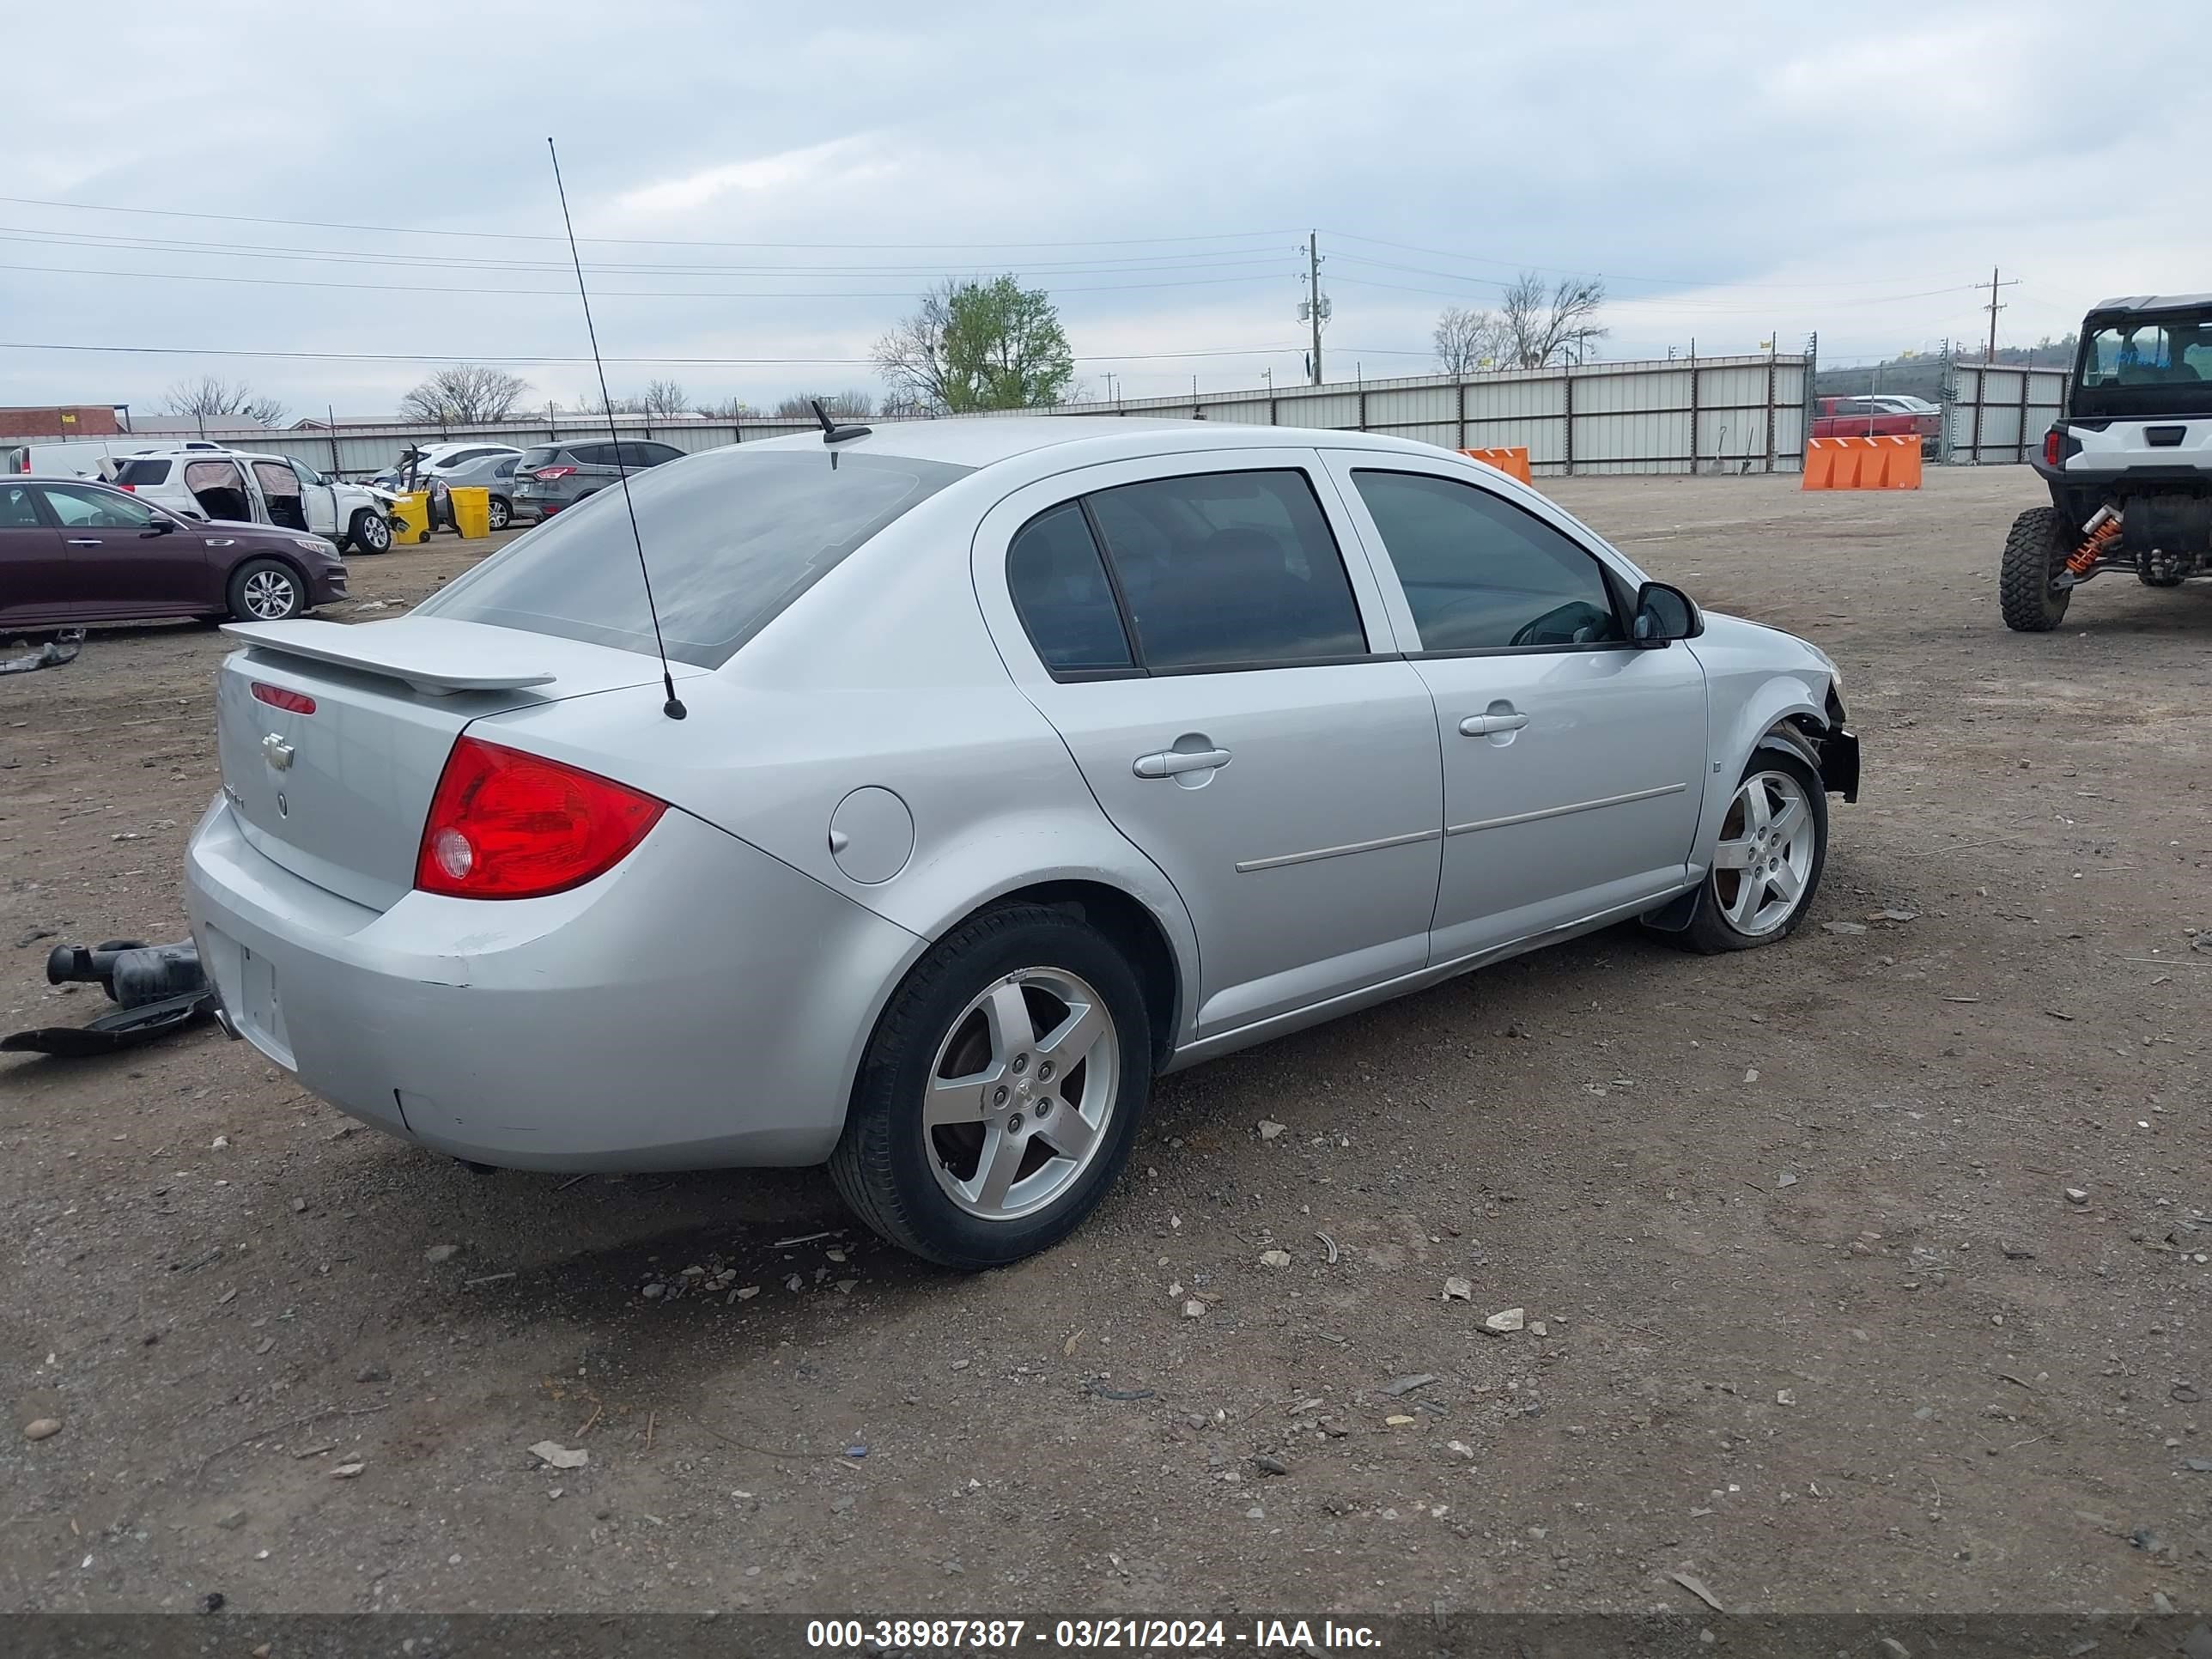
[3,465,2209,1617]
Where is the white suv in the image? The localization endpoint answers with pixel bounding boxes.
[112,448,400,554]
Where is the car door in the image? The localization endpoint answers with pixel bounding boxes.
[972,451,1444,1037]
[289,459,341,536]
[35,483,215,615]
[252,459,309,532]
[0,482,69,622]
[1321,454,1707,961]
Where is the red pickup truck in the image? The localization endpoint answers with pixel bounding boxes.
[1813,395,1941,449]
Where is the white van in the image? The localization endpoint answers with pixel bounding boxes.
[110,448,400,555]
[0,436,226,478]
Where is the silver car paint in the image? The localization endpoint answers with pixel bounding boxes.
[186,792,918,1169]
[185,418,1843,1172]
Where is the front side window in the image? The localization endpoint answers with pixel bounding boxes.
[1084,469,1366,670]
[418,447,969,668]
[40,483,158,529]
[1351,469,1624,652]
[1006,501,1133,673]
[290,459,324,487]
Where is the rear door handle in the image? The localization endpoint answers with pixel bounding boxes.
[1459,712,1529,736]
[1133,746,1231,779]
[65,538,102,547]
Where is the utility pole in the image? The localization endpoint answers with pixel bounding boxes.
[1981,265,2018,364]
[1300,231,1327,385]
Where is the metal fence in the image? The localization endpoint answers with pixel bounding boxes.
[27,354,1812,480]
[1942,362,2068,465]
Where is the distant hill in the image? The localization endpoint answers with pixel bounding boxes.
[1817,336,2077,401]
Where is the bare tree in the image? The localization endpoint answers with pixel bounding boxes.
[693,395,756,419]
[641,379,689,418]
[771,390,874,419]
[1432,305,1509,376]
[1498,272,1609,368]
[398,364,532,424]
[161,375,288,427]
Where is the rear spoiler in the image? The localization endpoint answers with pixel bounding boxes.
[222,618,557,696]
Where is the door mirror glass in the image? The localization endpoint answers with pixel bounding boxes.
[1633,581,1701,645]
[140,517,178,537]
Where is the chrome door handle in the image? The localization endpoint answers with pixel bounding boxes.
[1133,746,1231,779]
[66,538,102,546]
[1459,712,1529,736]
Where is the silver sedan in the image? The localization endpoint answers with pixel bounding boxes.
[185,419,1858,1268]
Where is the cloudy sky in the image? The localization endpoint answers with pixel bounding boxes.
[1,0,2202,422]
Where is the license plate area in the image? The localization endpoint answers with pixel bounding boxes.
[200,925,295,1069]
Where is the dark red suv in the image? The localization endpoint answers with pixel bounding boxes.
[0,477,347,629]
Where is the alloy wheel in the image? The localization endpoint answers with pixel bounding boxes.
[242,568,299,620]
[923,968,1120,1221]
[1710,769,1815,937]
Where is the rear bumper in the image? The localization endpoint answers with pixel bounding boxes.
[184,796,921,1170]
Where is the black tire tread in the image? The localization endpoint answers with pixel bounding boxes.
[827,903,1147,1269]
[226,556,304,623]
[1999,506,2071,632]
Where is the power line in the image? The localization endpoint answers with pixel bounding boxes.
[0,261,1292,301]
[0,339,1308,368]
[0,193,1298,253]
[0,225,1293,279]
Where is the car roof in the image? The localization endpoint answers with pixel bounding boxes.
[734,415,1463,471]
[2089,293,2212,317]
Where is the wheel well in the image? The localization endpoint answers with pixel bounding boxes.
[984,879,1181,1067]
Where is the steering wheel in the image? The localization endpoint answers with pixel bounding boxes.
[1509,600,1613,648]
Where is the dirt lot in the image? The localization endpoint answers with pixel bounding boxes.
[4,467,2210,1618]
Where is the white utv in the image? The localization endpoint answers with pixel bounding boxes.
[2003,294,2212,629]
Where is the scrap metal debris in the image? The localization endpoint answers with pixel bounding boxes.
[1,629,84,675]
[4,938,216,1057]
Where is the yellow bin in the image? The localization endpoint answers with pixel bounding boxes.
[447,486,491,539]
[386,492,430,544]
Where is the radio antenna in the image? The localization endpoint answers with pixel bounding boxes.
[545,137,685,720]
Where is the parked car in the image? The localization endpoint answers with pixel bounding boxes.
[1812,396,1939,450]
[0,476,346,627]
[3,436,226,478]
[513,438,685,521]
[368,443,524,528]
[111,448,398,555]
[185,419,1856,1270]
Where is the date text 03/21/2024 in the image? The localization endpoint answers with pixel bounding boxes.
[805,1619,1382,1651]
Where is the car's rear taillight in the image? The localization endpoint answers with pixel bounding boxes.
[414,737,665,900]
[533,465,577,480]
[118,483,135,491]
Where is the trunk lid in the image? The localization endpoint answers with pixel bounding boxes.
[215,617,697,911]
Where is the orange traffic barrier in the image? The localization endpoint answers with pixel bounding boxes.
[1802,434,1922,490]
[1460,446,1533,484]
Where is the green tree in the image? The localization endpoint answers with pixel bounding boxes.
[875,276,1075,413]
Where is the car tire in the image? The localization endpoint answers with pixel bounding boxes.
[829,904,1152,1270]
[227,558,306,623]
[1999,506,2071,631]
[1665,744,1828,955]
[489,495,512,532]
[349,508,393,556]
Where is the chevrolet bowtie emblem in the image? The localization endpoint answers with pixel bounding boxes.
[262,732,295,771]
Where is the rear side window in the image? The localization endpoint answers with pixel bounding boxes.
[0,483,40,526]
[1084,469,1366,671]
[418,448,969,667]
[113,459,172,485]
[1006,502,1134,673]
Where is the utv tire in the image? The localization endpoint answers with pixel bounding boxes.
[349,507,393,555]
[1662,744,1828,955]
[1999,506,2071,631]
[227,559,306,623]
[829,904,1151,1270]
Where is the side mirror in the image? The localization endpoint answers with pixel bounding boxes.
[1633,580,1702,646]
[139,519,177,538]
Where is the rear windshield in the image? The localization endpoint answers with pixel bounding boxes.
[417,447,970,666]
[114,458,173,485]
[2074,307,2212,418]
[518,446,563,469]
